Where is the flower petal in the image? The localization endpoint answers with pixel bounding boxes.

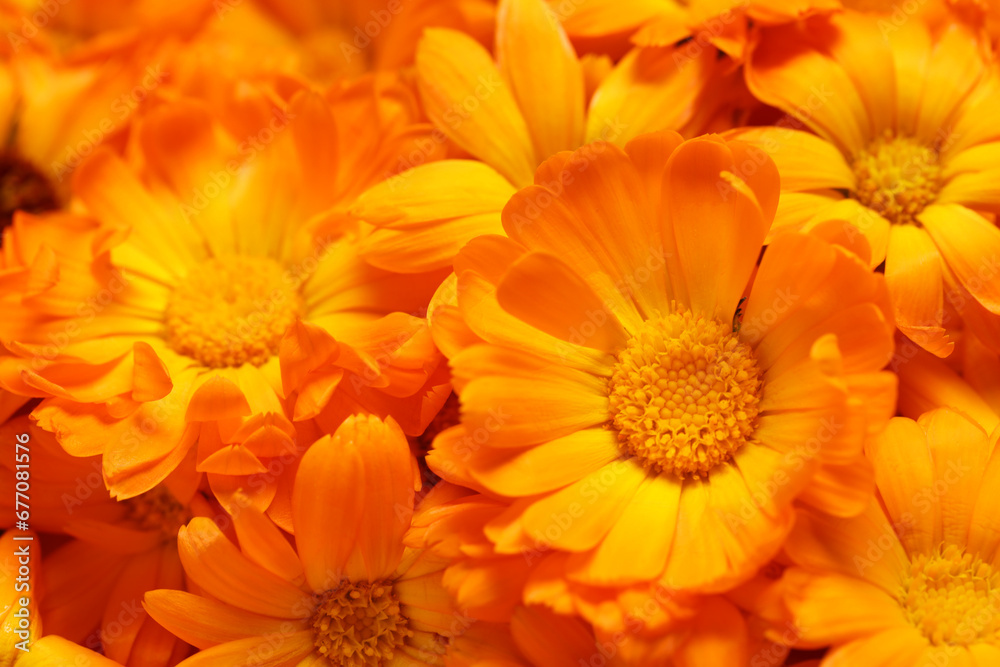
[919,204,1000,314]
[496,0,585,158]
[177,518,313,618]
[664,136,773,322]
[417,28,535,187]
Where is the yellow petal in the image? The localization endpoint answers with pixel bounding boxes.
[417,28,536,187]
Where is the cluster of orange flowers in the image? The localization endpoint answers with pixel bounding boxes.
[2,0,1000,665]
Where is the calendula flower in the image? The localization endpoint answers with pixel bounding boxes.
[0,51,164,224]
[0,416,204,665]
[428,132,896,606]
[552,0,839,61]
[0,85,447,502]
[412,486,803,665]
[0,0,221,223]
[144,414,467,667]
[192,0,494,85]
[354,0,722,273]
[780,408,1000,664]
[731,11,1000,357]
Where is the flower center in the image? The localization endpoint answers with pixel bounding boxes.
[0,152,59,229]
[165,256,302,368]
[312,580,411,666]
[124,485,190,537]
[608,309,762,479]
[899,544,1000,646]
[851,131,942,226]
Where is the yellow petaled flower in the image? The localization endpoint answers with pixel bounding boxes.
[0,85,448,502]
[411,485,794,665]
[732,11,1000,357]
[780,409,1000,664]
[144,415,466,666]
[427,131,897,622]
[353,0,723,273]
[0,417,200,665]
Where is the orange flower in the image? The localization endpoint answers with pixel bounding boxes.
[202,0,495,83]
[144,415,468,666]
[0,416,205,665]
[553,0,839,61]
[0,50,168,222]
[428,132,896,608]
[0,85,448,503]
[411,485,795,665]
[731,11,1000,357]
[0,0,221,223]
[354,0,723,273]
[779,409,1000,664]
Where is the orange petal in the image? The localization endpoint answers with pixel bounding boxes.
[416,28,535,187]
[496,0,585,158]
[567,472,680,585]
[919,204,1000,315]
[292,431,365,592]
[672,598,749,667]
[725,126,854,191]
[786,502,907,595]
[782,569,908,646]
[517,460,645,552]
[185,375,252,422]
[885,225,951,357]
[587,45,714,146]
[161,632,314,666]
[664,136,771,322]
[355,160,512,273]
[469,428,623,497]
[343,415,415,581]
[866,417,940,555]
[72,148,202,276]
[177,518,313,618]
[495,251,630,352]
[919,408,990,547]
[132,341,172,402]
[143,589,308,650]
[510,606,596,667]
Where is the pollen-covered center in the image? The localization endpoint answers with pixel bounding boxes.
[165,256,302,368]
[608,309,762,479]
[124,485,190,537]
[899,544,1000,646]
[312,580,412,666]
[852,131,942,226]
